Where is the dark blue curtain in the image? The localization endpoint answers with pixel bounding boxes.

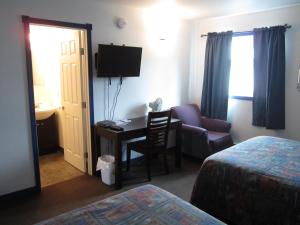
[201,31,233,120]
[253,26,286,129]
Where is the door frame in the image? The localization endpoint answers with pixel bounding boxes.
[22,16,94,191]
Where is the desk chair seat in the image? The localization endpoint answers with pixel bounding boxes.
[126,110,171,181]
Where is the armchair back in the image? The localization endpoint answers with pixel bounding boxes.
[171,104,202,127]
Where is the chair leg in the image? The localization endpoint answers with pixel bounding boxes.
[163,151,169,174]
[126,147,131,171]
[146,152,151,181]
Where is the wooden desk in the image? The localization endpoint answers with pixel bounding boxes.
[94,116,182,189]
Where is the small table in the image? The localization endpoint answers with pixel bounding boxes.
[94,116,182,189]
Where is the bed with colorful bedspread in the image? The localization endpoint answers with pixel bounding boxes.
[36,184,225,225]
[190,136,300,225]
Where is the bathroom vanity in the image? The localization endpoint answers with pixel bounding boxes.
[36,113,58,155]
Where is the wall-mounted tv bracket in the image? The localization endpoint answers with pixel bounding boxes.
[105,76,122,86]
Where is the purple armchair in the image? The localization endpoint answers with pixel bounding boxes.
[171,104,233,159]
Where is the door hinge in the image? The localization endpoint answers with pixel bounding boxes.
[80,48,84,55]
[84,152,88,158]
[82,102,87,109]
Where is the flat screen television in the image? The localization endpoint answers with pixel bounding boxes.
[96,44,142,77]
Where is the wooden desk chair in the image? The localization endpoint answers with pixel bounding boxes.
[126,110,171,181]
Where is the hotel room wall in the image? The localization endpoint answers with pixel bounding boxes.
[189,5,300,143]
[0,0,191,196]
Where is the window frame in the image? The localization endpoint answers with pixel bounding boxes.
[230,96,253,101]
[229,32,254,101]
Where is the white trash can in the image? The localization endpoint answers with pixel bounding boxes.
[96,155,115,185]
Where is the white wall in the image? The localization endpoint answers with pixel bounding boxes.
[0,0,191,196]
[189,5,300,143]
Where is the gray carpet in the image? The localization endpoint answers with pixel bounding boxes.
[0,155,202,225]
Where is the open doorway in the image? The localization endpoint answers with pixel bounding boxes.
[23,16,94,190]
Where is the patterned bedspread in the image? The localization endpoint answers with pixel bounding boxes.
[36,184,225,225]
[190,136,300,225]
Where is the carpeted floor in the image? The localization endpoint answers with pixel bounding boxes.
[0,155,202,225]
[39,151,83,187]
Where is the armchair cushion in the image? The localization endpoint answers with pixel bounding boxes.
[207,131,233,152]
[201,117,231,133]
[171,104,202,127]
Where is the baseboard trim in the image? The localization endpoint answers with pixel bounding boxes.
[0,185,39,202]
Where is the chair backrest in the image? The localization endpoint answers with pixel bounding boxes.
[171,104,202,127]
[146,110,171,149]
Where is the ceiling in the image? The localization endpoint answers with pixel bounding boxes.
[98,0,300,19]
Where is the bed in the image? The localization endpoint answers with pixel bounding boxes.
[36,184,225,225]
[190,136,300,225]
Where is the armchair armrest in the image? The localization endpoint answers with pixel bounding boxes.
[182,124,208,140]
[180,124,210,159]
[201,117,231,133]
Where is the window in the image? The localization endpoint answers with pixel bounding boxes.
[229,35,254,99]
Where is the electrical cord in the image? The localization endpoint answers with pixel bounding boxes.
[104,77,123,121]
[109,80,115,119]
[107,78,110,119]
[112,79,122,120]
[110,78,122,120]
[104,78,107,120]
[109,80,114,120]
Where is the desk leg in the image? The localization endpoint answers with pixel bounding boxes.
[175,124,182,168]
[93,127,101,175]
[115,138,122,189]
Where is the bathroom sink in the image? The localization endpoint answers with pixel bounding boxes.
[35,105,57,120]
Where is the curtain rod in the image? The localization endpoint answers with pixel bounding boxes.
[200,24,291,38]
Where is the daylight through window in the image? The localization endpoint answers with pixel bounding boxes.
[229,35,254,98]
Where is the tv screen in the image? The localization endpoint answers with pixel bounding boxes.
[97,44,142,77]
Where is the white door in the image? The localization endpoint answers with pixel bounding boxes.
[60,30,85,172]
